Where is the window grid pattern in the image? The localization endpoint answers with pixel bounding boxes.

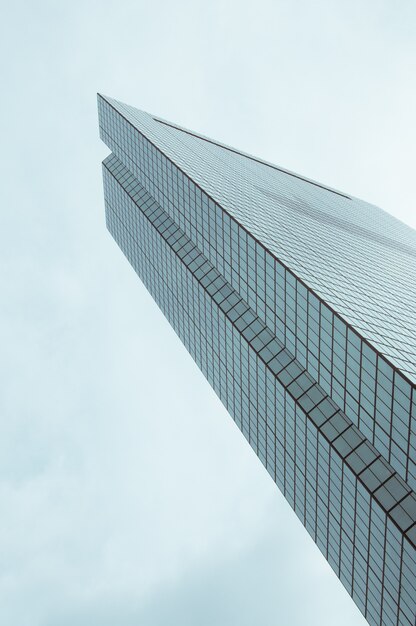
[102,154,416,626]
[97,95,416,383]
[98,96,416,492]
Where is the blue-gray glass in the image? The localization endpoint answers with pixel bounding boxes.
[98,95,416,626]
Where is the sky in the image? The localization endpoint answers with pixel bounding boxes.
[1,1,416,625]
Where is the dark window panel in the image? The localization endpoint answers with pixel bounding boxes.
[390,494,416,532]
[373,474,411,512]
[405,524,416,548]
[297,385,327,414]
[287,371,315,400]
[332,426,364,458]
[250,328,274,352]
[268,350,294,376]
[360,457,394,493]
[258,339,284,364]
[309,397,339,428]
[345,441,380,476]
[277,361,304,387]
[320,412,351,443]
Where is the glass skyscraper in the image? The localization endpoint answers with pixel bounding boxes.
[97,94,416,626]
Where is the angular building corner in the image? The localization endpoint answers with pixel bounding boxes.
[97,93,416,626]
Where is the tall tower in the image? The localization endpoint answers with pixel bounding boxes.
[98,94,416,626]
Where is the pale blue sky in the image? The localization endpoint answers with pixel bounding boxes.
[1,1,416,625]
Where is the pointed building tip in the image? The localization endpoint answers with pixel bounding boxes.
[97,92,120,104]
[96,93,125,108]
[97,93,120,111]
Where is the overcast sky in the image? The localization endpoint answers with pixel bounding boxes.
[1,1,416,625]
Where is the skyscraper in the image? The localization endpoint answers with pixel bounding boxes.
[97,94,416,626]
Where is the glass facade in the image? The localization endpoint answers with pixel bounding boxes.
[98,94,416,626]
